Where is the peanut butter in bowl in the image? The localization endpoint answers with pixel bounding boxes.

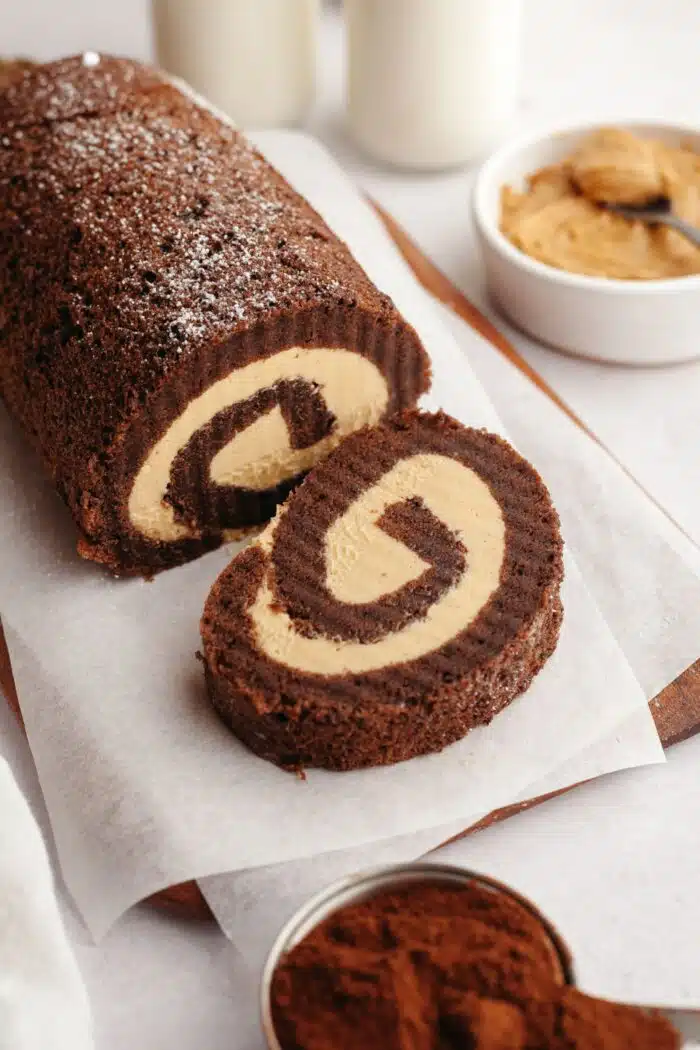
[500,127,700,280]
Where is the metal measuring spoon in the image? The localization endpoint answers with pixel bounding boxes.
[605,196,700,250]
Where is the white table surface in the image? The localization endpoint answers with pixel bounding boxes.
[4,2,700,1046]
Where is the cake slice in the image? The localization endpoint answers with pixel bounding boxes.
[201,411,564,771]
[0,55,430,574]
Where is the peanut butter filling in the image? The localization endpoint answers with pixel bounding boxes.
[128,347,389,542]
[249,453,506,674]
[501,127,700,279]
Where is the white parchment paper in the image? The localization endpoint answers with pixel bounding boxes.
[200,291,700,971]
[201,704,662,975]
[0,132,662,938]
[493,313,700,551]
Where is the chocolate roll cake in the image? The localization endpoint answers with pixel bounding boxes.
[0,59,35,90]
[0,55,430,574]
[201,412,564,771]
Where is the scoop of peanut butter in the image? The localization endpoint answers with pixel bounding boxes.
[500,127,700,279]
[568,127,665,205]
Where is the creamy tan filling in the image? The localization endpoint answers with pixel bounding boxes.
[250,453,506,674]
[128,347,389,542]
[501,128,700,279]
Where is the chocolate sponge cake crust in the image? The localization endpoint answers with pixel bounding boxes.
[0,56,430,574]
[201,412,564,772]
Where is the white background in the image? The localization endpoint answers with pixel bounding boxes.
[3,1,700,1046]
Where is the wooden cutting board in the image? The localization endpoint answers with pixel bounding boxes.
[2,201,699,922]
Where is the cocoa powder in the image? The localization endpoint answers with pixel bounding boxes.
[270,881,679,1050]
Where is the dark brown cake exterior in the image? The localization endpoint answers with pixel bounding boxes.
[0,54,430,574]
[0,58,36,91]
[201,411,564,772]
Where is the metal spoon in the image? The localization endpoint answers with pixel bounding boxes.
[605,196,700,250]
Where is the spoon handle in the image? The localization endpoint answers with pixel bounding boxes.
[662,212,700,250]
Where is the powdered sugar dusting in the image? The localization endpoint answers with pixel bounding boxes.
[0,53,169,128]
[1,55,368,378]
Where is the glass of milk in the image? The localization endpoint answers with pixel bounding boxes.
[152,0,320,128]
[345,0,523,170]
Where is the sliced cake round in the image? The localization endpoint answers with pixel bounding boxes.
[200,411,564,771]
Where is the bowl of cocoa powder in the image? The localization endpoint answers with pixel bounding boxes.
[262,862,680,1050]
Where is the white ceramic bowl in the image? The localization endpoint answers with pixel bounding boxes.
[473,119,700,365]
